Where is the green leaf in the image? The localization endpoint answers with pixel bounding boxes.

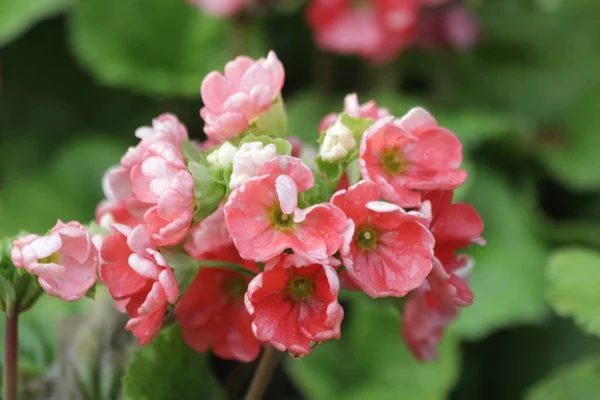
[68,0,266,96]
[546,248,600,337]
[181,139,206,164]
[450,167,549,339]
[122,325,226,400]
[188,161,226,222]
[287,295,460,400]
[526,358,600,400]
[0,0,74,46]
[539,83,600,190]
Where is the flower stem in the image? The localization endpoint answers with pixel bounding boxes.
[243,345,281,400]
[230,14,247,56]
[3,313,18,400]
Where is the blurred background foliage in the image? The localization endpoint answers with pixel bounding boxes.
[1,0,600,398]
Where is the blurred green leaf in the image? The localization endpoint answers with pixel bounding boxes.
[546,248,600,337]
[287,295,460,400]
[0,0,74,46]
[51,135,127,208]
[451,167,549,339]
[526,358,600,400]
[539,84,600,190]
[68,0,266,96]
[122,325,226,400]
[286,91,334,144]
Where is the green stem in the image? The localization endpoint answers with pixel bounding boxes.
[243,346,281,400]
[196,260,258,278]
[3,313,18,400]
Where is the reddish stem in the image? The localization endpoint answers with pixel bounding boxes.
[3,313,18,400]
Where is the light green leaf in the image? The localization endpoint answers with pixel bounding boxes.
[188,161,226,221]
[526,358,600,400]
[450,167,548,339]
[122,325,226,400]
[546,248,600,337]
[0,0,74,46]
[539,83,600,190]
[68,0,266,96]
[287,295,460,400]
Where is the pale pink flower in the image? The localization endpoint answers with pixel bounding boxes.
[187,0,249,17]
[11,221,98,301]
[331,180,434,298]
[359,108,467,208]
[319,93,391,133]
[100,224,179,345]
[200,51,285,142]
[224,156,347,263]
[130,141,195,246]
[417,4,480,51]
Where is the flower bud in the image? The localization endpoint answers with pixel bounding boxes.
[0,236,43,316]
[207,142,237,168]
[319,120,357,162]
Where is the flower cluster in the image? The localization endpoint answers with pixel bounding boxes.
[10,50,483,362]
[307,0,479,62]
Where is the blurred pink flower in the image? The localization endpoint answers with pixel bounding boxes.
[11,221,98,301]
[224,156,347,263]
[417,4,480,51]
[402,287,457,362]
[331,180,434,298]
[200,51,285,142]
[359,108,466,207]
[100,224,179,345]
[307,0,420,63]
[187,0,249,17]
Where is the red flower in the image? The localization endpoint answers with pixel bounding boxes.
[332,180,434,297]
[100,225,179,345]
[176,245,261,363]
[423,190,484,306]
[245,254,344,356]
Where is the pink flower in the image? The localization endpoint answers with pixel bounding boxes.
[200,51,285,142]
[184,206,232,259]
[331,180,434,298]
[306,0,420,63]
[176,245,261,362]
[422,190,484,306]
[101,113,191,227]
[187,0,249,17]
[11,221,98,301]
[417,4,480,51]
[100,224,179,345]
[245,254,344,356]
[130,141,194,247]
[319,93,391,133]
[224,156,347,263]
[359,108,467,207]
[402,287,457,362]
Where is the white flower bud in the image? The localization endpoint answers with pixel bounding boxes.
[230,142,278,190]
[207,142,237,168]
[319,120,356,162]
